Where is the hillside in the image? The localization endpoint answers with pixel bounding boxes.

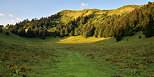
[58,4,139,20]
[7,3,154,40]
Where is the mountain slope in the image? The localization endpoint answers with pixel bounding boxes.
[7,2,154,41]
[46,5,139,24]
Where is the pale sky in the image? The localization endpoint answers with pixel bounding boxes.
[0,0,153,25]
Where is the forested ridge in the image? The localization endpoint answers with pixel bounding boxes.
[5,2,154,41]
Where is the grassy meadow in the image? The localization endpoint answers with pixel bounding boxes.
[0,32,154,77]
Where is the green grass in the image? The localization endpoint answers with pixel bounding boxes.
[0,32,154,77]
[47,51,110,77]
[57,36,109,44]
[0,32,59,77]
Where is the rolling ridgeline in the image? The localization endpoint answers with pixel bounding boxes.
[6,2,154,41]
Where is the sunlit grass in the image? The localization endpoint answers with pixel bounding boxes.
[57,36,110,44]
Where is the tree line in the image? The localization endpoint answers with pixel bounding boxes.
[7,2,154,41]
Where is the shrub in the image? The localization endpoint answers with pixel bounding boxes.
[116,35,122,42]
[126,39,129,41]
[5,32,10,36]
[138,36,141,39]
[0,27,2,33]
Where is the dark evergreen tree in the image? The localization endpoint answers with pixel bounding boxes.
[0,25,3,33]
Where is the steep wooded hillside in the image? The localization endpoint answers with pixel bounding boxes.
[7,2,154,41]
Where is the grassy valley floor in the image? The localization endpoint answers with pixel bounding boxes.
[0,32,154,77]
[49,51,109,77]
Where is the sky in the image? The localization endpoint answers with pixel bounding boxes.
[0,0,154,25]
